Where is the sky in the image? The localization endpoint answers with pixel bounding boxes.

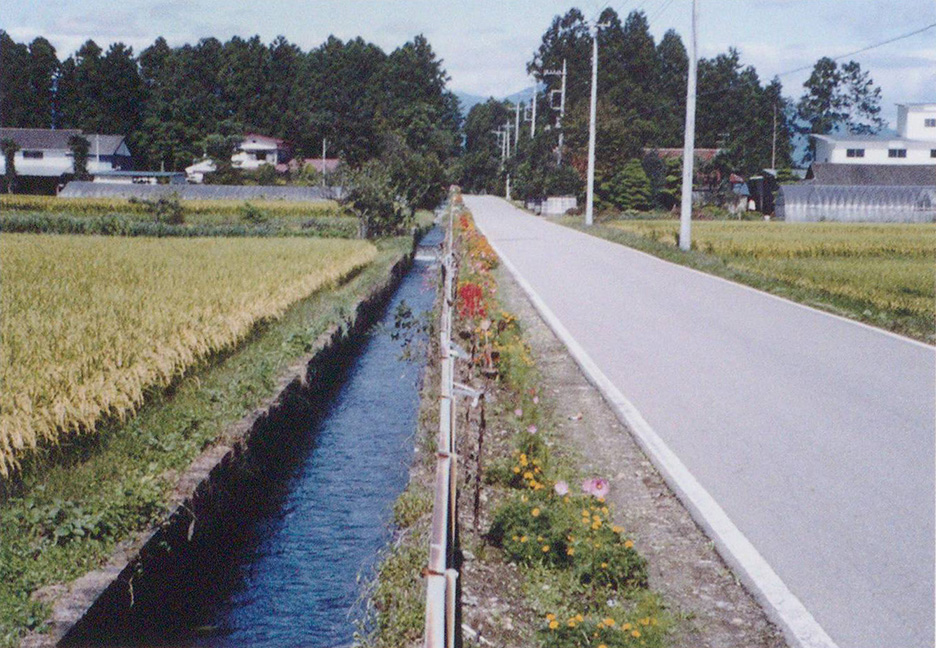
[3,0,934,127]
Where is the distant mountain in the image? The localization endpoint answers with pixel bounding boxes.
[452,84,543,118]
[453,91,491,116]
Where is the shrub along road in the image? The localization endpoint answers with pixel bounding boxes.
[464,195,935,648]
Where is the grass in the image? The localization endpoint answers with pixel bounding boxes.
[0,234,377,478]
[0,237,414,648]
[558,216,936,343]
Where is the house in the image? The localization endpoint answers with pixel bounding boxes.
[0,128,131,193]
[185,133,294,182]
[232,133,291,170]
[811,103,936,166]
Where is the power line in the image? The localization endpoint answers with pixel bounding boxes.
[775,22,936,78]
[695,21,936,100]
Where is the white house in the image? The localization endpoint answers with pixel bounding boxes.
[0,128,131,178]
[185,133,292,182]
[232,133,291,170]
[812,103,936,165]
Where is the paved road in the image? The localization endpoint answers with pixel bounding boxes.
[465,195,935,648]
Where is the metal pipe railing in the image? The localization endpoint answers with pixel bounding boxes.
[424,201,460,648]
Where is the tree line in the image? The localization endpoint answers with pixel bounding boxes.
[459,7,884,211]
[0,29,459,211]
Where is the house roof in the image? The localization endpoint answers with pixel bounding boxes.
[0,128,83,150]
[86,134,127,156]
[806,163,936,186]
[643,147,722,162]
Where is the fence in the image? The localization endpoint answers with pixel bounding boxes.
[423,202,463,648]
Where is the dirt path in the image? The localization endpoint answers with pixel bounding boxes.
[494,264,788,648]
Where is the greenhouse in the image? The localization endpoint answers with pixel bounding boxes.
[776,184,936,223]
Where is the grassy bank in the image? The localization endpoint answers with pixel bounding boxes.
[558,216,936,343]
[0,237,413,648]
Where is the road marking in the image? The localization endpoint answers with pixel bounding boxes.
[481,224,840,648]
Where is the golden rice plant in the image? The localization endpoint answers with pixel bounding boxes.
[0,194,346,221]
[0,234,377,477]
[610,220,936,320]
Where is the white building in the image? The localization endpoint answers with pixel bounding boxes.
[185,133,292,182]
[812,103,936,165]
[0,128,131,178]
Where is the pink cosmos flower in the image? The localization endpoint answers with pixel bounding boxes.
[581,477,610,498]
[514,408,523,417]
[527,425,538,434]
[533,396,539,405]
[554,480,569,496]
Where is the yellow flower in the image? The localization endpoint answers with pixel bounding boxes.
[542,545,550,552]
[520,535,528,543]
[598,645,608,648]
[567,620,576,628]
[631,630,641,638]
[601,506,609,515]
[531,507,541,517]
[624,540,634,549]
[512,535,519,541]
[597,496,605,503]
[581,509,589,517]
[622,623,632,630]
[600,562,608,568]
[566,547,575,556]
[612,525,623,534]
[548,620,559,630]
[546,613,556,621]
[513,466,521,474]
[563,496,570,503]
[592,514,601,522]
[521,494,528,502]
[640,617,650,626]
[603,617,615,626]
[575,614,584,622]
[523,471,534,480]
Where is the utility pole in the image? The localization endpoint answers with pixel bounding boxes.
[678,0,698,250]
[531,81,537,139]
[515,101,521,149]
[771,102,777,169]
[321,137,327,187]
[585,23,608,226]
[544,59,567,166]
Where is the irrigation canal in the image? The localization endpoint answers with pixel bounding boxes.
[152,229,439,647]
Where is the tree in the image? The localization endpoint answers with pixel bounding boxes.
[797,57,884,158]
[68,135,91,180]
[26,37,59,128]
[0,31,31,127]
[1,138,19,193]
[602,159,651,211]
[341,160,408,238]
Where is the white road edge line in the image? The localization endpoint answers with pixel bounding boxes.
[482,232,840,648]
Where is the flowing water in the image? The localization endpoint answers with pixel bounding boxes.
[173,229,440,648]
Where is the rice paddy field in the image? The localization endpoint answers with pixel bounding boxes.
[604,220,936,341]
[0,194,345,222]
[0,234,377,477]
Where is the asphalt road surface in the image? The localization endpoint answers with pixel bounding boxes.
[465,195,935,648]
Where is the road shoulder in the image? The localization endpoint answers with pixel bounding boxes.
[494,262,789,648]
